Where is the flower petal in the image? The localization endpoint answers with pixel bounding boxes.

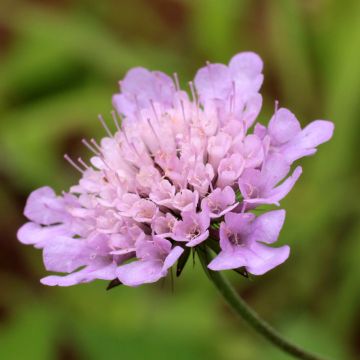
[116,260,164,287]
[162,246,184,271]
[250,210,286,244]
[245,243,290,275]
[283,120,334,163]
[24,186,64,225]
[229,52,264,102]
[43,236,91,273]
[17,222,70,248]
[229,52,263,83]
[208,249,247,271]
[245,166,302,206]
[41,261,116,287]
[194,63,231,103]
[113,67,176,119]
[268,108,301,145]
[265,166,302,204]
[186,230,209,247]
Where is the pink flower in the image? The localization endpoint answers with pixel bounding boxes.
[208,210,289,275]
[17,52,334,287]
[116,236,183,287]
[201,187,237,218]
[172,210,210,247]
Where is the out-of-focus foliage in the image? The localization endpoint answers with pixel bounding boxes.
[0,0,359,359]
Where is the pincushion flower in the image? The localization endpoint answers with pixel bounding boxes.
[17,52,334,289]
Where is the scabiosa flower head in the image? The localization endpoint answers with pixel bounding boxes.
[17,52,334,287]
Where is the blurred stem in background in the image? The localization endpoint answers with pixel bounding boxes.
[198,246,329,360]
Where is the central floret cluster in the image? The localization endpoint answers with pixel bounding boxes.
[17,52,333,287]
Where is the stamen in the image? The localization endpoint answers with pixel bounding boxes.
[98,114,113,138]
[111,110,121,132]
[179,100,190,139]
[90,138,102,153]
[272,100,280,132]
[241,202,247,213]
[82,139,100,156]
[188,81,197,103]
[133,94,143,120]
[180,100,186,122]
[173,72,180,91]
[123,128,141,158]
[122,127,131,146]
[208,175,214,192]
[122,128,152,161]
[274,100,279,116]
[147,118,161,142]
[64,154,84,173]
[189,81,200,120]
[132,142,143,157]
[150,99,160,123]
[77,157,89,170]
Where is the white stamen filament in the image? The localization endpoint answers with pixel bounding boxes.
[64,154,84,173]
[81,139,100,156]
[98,114,113,138]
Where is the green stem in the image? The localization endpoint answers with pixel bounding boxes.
[197,246,329,360]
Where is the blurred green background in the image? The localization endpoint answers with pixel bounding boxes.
[0,0,359,359]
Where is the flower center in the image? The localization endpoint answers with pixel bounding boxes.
[228,232,244,246]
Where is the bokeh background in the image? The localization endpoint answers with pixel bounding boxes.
[0,0,359,359]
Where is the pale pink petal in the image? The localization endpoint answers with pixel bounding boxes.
[41,260,116,286]
[113,67,176,118]
[229,52,263,80]
[24,187,64,225]
[194,63,231,102]
[186,230,209,247]
[162,246,184,271]
[17,222,70,248]
[268,108,301,145]
[208,249,247,271]
[229,52,264,96]
[116,260,163,287]
[43,236,91,273]
[283,120,334,163]
[245,243,290,275]
[265,166,302,204]
[250,210,286,244]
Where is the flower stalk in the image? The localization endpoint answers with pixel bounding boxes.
[197,246,328,360]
